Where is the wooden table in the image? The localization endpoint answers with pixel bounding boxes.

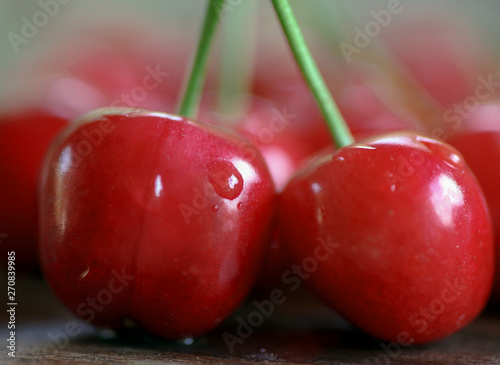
[4,276,500,364]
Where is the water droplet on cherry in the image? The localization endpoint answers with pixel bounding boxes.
[212,205,219,212]
[237,202,243,210]
[208,160,243,200]
[449,154,461,164]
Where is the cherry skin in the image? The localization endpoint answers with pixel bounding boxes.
[447,103,500,302]
[0,109,67,269]
[38,108,275,338]
[279,131,494,344]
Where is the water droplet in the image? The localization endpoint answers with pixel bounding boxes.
[390,184,396,192]
[237,202,243,210]
[311,182,322,193]
[449,153,461,165]
[212,205,219,212]
[208,160,243,200]
[438,150,463,170]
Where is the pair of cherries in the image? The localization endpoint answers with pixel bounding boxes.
[1,94,494,345]
[1,0,496,346]
[33,105,492,344]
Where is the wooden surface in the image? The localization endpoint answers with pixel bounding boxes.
[2,276,500,365]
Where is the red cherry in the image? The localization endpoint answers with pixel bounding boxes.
[0,109,67,269]
[38,108,275,338]
[280,131,494,344]
[447,103,500,301]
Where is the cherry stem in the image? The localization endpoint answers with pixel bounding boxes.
[178,0,225,118]
[271,0,354,148]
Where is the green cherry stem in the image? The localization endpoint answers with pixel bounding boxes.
[178,0,225,118]
[271,0,354,148]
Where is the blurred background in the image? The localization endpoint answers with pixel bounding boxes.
[0,0,499,123]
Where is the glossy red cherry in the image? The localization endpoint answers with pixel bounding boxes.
[0,109,67,269]
[38,108,275,338]
[447,103,500,301]
[280,131,494,344]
